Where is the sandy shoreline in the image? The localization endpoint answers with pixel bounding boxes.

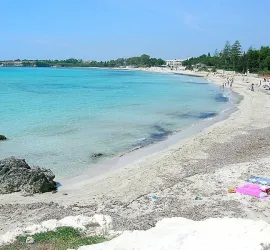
[57,67,239,184]
[1,68,270,236]
[58,80,238,188]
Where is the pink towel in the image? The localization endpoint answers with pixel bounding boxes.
[236,183,267,199]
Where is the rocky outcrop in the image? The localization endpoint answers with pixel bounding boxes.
[0,135,7,140]
[0,157,56,195]
[78,217,270,250]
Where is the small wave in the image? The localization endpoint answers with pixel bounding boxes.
[137,137,147,142]
[220,107,232,114]
[184,81,209,85]
[178,111,217,120]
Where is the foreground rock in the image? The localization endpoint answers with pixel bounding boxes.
[0,135,7,140]
[0,157,56,194]
[78,217,270,250]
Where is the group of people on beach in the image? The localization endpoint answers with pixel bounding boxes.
[253,77,270,91]
[260,78,270,90]
[221,77,233,90]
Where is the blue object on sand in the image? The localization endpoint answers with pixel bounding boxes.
[247,176,270,186]
[259,192,268,198]
[152,195,157,200]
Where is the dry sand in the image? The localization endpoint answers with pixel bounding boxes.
[1,70,270,235]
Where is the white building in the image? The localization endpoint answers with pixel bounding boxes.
[166,59,183,67]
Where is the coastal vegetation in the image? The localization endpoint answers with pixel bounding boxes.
[1,227,106,250]
[0,54,165,68]
[182,41,270,74]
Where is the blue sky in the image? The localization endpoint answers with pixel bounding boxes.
[1,0,269,60]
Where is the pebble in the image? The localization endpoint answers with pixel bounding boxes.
[72,207,80,211]
[26,236,35,244]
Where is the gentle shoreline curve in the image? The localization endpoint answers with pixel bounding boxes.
[56,69,238,185]
[58,90,237,189]
[1,69,270,236]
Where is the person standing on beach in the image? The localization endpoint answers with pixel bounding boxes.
[229,78,233,89]
[221,83,225,91]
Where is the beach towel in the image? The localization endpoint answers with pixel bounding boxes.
[235,183,268,199]
[246,176,270,186]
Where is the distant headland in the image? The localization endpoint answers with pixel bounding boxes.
[1,40,269,75]
[0,54,165,68]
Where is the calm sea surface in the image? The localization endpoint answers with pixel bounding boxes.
[0,67,231,177]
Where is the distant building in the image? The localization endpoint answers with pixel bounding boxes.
[0,60,23,67]
[13,61,23,66]
[166,59,183,67]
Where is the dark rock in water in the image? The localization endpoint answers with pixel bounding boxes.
[150,125,171,141]
[198,112,217,119]
[0,157,56,194]
[215,93,229,102]
[92,153,103,158]
[0,135,7,140]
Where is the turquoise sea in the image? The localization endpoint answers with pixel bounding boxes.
[0,67,231,177]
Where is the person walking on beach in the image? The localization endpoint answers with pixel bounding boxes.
[251,83,254,91]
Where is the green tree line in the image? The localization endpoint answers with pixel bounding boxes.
[182,41,270,74]
[19,54,165,68]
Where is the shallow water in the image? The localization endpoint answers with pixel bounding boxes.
[0,67,231,177]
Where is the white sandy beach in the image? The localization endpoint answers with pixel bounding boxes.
[1,69,270,241]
